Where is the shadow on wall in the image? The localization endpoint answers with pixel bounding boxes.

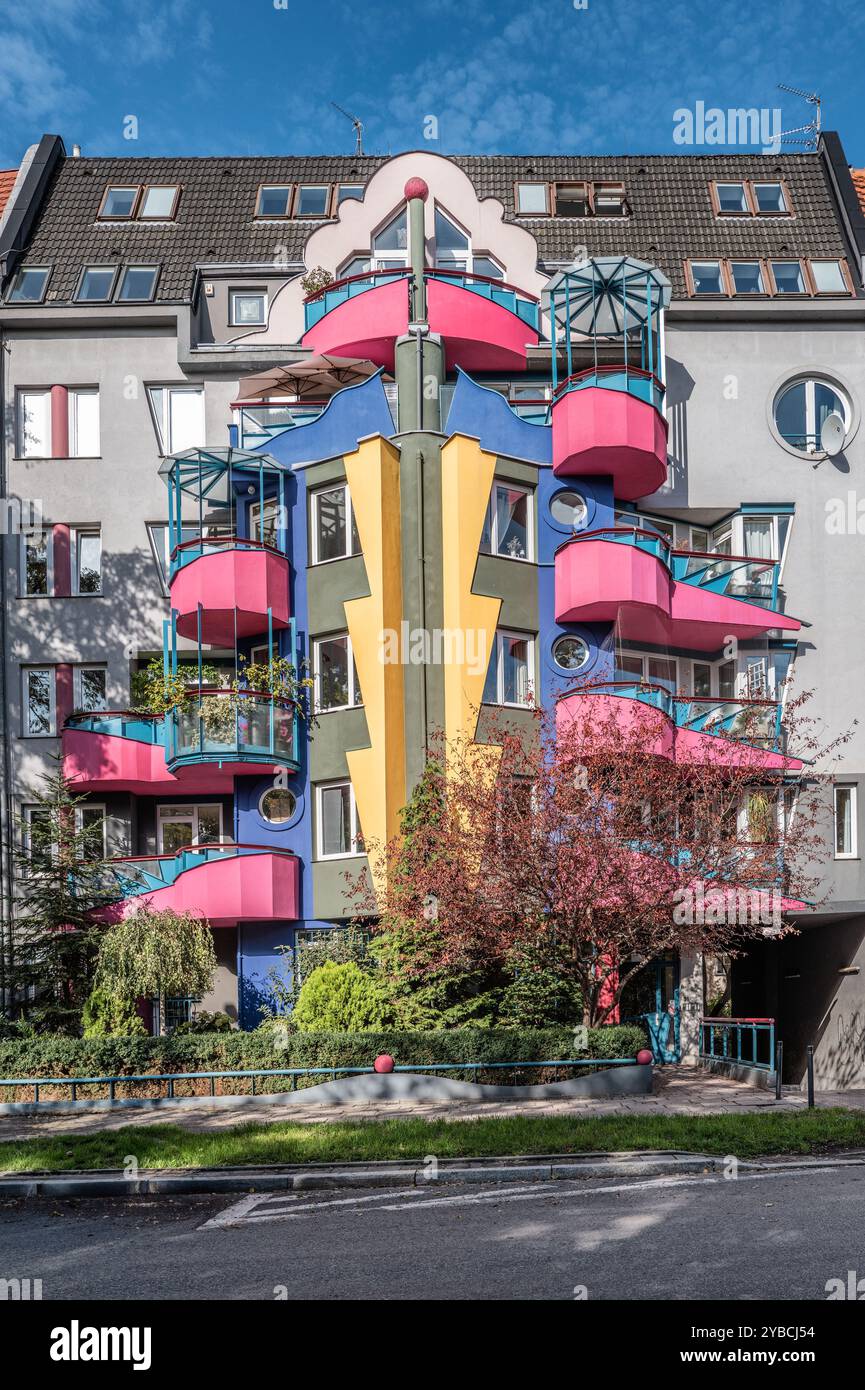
[663,358,695,503]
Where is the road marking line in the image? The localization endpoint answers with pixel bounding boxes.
[200,1192,270,1229]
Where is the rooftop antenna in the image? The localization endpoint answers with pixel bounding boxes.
[777,84,822,150]
[331,101,365,157]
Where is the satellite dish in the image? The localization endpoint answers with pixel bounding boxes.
[820,412,846,456]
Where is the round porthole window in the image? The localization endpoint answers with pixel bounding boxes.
[772,377,850,456]
[552,635,590,671]
[259,788,297,824]
[550,490,589,531]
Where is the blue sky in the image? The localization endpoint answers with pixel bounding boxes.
[2,0,865,167]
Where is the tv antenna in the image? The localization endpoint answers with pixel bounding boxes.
[777,84,822,149]
[331,101,365,157]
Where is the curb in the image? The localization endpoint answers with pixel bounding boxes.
[4,1149,864,1198]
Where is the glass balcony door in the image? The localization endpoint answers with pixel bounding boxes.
[157,803,223,854]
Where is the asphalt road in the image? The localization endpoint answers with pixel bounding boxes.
[2,1164,865,1300]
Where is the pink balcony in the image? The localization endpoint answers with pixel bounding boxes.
[425,273,540,372]
[551,373,668,501]
[96,847,300,929]
[556,686,802,771]
[555,535,800,650]
[301,274,411,370]
[170,542,291,646]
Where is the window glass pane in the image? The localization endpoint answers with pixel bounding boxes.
[692,662,712,697]
[232,292,265,324]
[140,186,178,218]
[717,660,736,698]
[315,487,353,562]
[257,186,291,217]
[77,267,115,301]
[250,500,279,549]
[321,784,351,855]
[753,183,786,213]
[70,390,100,456]
[76,531,102,592]
[8,268,49,302]
[24,534,50,595]
[730,261,764,294]
[482,643,499,704]
[495,485,530,559]
[742,519,774,560]
[615,653,644,681]
[472,256,504,280]
[101,187,138,217]
[811,260,846,293]
[167,389,204,452]
[836,788,853,855]
[78,806,105,860]
[550,491,587,530]
[553,636,589,671]
[25,669,53,734]
[373,209,407,251]
[339,257,371,280]
[434,208,469,251]
[77,668,105,711]
[317,636,350,710]
[19,390,51,457]
[555,183,589,216]
[814,382,846,430]
[716,183,748,213]
[691,262,723,294]
[118,266,157,301]
[296,186,329,216]
[774,381,807,447]
[516,183,547,213]
[161,818,194,853]
[771,261,805,294]
[195,806,222,844]
[502,635,531,704]
[594,184,625,213]
[338,186,364,204]
[648,657,677,691]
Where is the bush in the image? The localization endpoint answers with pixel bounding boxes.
[81,988,147,1039]
[292,962,396,1033]
[171,1011,233,1036]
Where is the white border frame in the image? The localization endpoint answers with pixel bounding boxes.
[315,780,362,860]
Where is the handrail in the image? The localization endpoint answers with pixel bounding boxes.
[303,266,412,303]
[553,363,664,399]
[423,266,540,303]
[171,536,287,559]
[557,525,775,572]
[96,843,297,866]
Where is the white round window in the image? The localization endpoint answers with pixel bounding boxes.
[553,635,590,671]
[259,788,297,824]
[773,377,849,455]
[550,490,588,531]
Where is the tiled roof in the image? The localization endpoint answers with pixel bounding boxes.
[13,151,854,304]
[0,169,17,219]
[850,168,865,219]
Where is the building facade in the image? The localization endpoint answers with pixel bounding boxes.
[2,135,865,1081]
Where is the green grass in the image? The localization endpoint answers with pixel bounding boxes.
[2,1109,865,1174]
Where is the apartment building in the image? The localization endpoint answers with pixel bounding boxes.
[2,133,865,1080]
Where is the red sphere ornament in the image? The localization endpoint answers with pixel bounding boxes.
[403,177,429,202]
[636,1049,654,1066]
[374,1054,395,1073]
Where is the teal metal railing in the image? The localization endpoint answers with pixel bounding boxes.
[65,710,164,745]
[566,681,784,752]
[303,267,413,331]
[165,687,299,771]
[169,534,289,580]
[93,843,297,904]
[557,526,781,608]
[700,1017,775,1072]
[424,268,540,329]
[552,363,665,413]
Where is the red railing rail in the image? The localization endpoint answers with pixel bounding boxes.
[302,266,412,303]
[423,265,540,302]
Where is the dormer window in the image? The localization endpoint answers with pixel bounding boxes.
[295,185,330,217]
[515,182,549,214]
[594,182,626,215]
[714,182,749,214]
[710,180,792,217]
[554,182,590,216]
[117,265,159,301]
[139,185,180,220]
[256,185,292,218]
[98,186,140,219]
[76,266,118,302]
[6,267,51,303]
[97,184,180,221]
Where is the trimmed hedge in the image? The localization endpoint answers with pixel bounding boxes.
[0,1025,647,1101]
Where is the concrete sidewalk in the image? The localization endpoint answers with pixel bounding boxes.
[2,1067,864,1143]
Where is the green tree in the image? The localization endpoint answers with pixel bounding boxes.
[95,909,217,1035]
[292,961,395,1033]
[5,763,114,1034]
[81,987,147,1038]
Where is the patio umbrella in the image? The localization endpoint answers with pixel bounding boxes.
[237,355,382,401]
[544,256,672,338]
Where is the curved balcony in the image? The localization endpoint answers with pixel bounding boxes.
[551,367,668,501]
[556,682,802,770]
[165,687,299,776]
[94,845,300,928]
[301,270,412,369]
[555,529,800,649]
[169,538,291,646]
[424,270,540,371]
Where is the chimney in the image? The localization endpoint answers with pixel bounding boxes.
[71,144,81,158]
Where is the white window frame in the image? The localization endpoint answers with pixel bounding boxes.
[22,666,56,737]
[293,184,332,218]
[515,182,550,215]
[229,288,268,327]
[484,630,536,708]
[75,803,107,858]
[316,780,362,860]
[834,784,858,860]
[249,498,281,549]
[23,803,55,868]
[67,387,100,457]
[71,526,102,595]
[249,642,271,667]
[147,384,205,454]
[773,377,850,456]
[433,206,473,273]
[312,632,362,712]
[310,482,359,565]
[615,650,681,692]
[481,480,535,562]
[16,388,51,458]
[73,665,107,712]
[156,802,224,853]
[19,530,53,597]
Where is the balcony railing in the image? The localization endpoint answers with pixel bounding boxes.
[169,534,288,581]
[558,527,781,608]
[574,680,784,751]
[93,843,296,903]
[234,401,327,450]
[65,710,164,745]
[700,1017,776,1072]
[165,687,299,771]
[303,268,413,331]
[424,268,541,330]
[552,363,665,414]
